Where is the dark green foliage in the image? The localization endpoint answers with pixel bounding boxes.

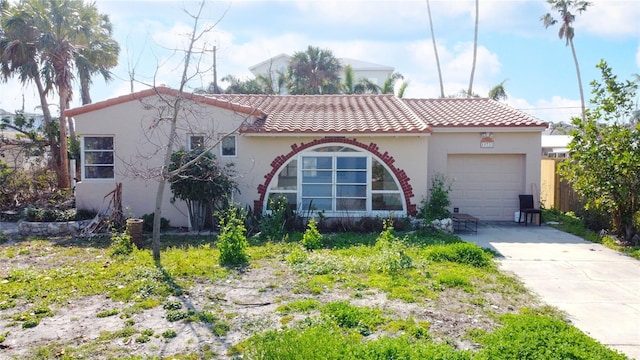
[141,213,170,232]
[419,173,452,222]
[23,207,79,222]
[259,195,296,241]
[559,61,640,243]
[216,207,249,266]
[426,242,492,268]
[162,329,177,339]
[286,45,342,95]
[473,313,628,359]
[169,149,238,231]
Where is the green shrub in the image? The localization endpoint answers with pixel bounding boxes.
[23,207,77,222]
[427,242,492,268]
[96,308,119,318]
[216,207,249,266]
[109,232,134,257]
[135,334,150,343]
[0,331,8,343]
[141,213,170,232]
[259,195,296,241]
[162,329,177,339]
[302,218,323,250]
[321,301,385,336]
[162,299,183,311]
[166,309,191,322]
[418,172,452,222]
[373,220,413,274]
[473,313,628,359]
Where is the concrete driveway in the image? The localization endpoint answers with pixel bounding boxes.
[459,222,640,359]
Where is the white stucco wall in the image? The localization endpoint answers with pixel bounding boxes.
[73,94,543,226]
[74,95,252,228]
[427,128,544,220]
[233,134,430,216]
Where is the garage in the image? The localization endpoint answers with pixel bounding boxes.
[447,154,525,221]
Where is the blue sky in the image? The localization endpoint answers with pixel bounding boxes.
[1,0,638,124]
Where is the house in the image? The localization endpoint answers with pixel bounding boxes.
[541,134,571,158]
[249,54,395,94]
[65,87,547,228]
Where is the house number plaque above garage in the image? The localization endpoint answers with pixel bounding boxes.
[480,132,494,148]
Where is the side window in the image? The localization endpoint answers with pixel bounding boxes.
[221,135,237,157]
[188,135,205,151]
[82,136,114,180]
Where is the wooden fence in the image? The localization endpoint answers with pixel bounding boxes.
[540,158,579,212]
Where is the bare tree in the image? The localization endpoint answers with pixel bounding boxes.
[118,1,266,259]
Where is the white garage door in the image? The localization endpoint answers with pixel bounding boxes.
[447,154,525,221]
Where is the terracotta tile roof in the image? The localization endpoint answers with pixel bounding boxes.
[64,87,265,118]
[402,97,547,128]
[213,94,431,134]
[66,87,547,133]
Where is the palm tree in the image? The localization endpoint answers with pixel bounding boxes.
[488,80,508,101]
[341,65,379,95]
[286,46,342,95]
[75,4,120,106]
[468,0,479,97]
[0,1,59,181]
[541,0,591,121]
[1,0,119,188]
[380,72,409,98]
[426,0,445,97]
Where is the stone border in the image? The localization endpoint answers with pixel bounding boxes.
[18,220,93,237]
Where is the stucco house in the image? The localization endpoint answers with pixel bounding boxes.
[249,54,395,94]
[65,87,547,228]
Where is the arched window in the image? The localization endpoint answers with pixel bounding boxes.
[266,145,405,216]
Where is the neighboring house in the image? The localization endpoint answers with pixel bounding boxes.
[248,54,395,94]
[65,87,547,228]
[541,134,571,158]
[1,109,46,170]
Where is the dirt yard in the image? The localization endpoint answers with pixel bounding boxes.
[0,234,541,359]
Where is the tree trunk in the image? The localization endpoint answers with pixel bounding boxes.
[569,38,586,122]
[57,88,71,189]
[467,0,479,97]
[32,73,62,184]
[150,0,206,260]
[426,0,445,98]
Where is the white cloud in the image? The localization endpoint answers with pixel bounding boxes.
[509,96,582,125]
[581,0,640,38]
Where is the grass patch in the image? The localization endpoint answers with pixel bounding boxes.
[0,230,627,359]
[321,301,386,336]
[276,298,320,314]
[241,322,470,360]
[472,311,628,359]
[543,208,640,259]
[96,308,119,318]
